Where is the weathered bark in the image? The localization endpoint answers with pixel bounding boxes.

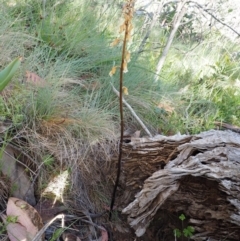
[117,133,193,208]
[120,130,240,240]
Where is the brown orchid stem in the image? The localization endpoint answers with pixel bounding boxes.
[109,19,129,221]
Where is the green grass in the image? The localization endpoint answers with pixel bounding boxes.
[1,0,240,140]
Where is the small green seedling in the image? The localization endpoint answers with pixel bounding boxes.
[183,226,195,238]
[179,214,186,221]
[173,214,194,241]
[174,228,182,238]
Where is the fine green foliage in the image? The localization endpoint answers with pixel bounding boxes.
[2,0,239,138]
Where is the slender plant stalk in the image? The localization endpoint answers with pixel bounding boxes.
[109,20,128,221]
[109,0,134,220]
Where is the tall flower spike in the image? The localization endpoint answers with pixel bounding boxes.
[109,0,135,221]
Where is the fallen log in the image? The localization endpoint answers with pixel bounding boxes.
[120,130,240,240]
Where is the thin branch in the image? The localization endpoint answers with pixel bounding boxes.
[189,1,240,37]
[136,1,164,58]
[111,83,153,138]
[154,0,188,82]
[163,0,180,7]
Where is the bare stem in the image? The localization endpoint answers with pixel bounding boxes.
[109,10,129,221]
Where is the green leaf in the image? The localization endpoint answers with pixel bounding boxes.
[173,228,182,238]
[183,226,194,237]
[179,214,186,221]
[0,57,22,91]
[49,228,64,241]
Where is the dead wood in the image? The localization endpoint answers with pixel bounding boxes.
[117,133,193,208]
[119,130,240,240]
[215,121,240,133]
